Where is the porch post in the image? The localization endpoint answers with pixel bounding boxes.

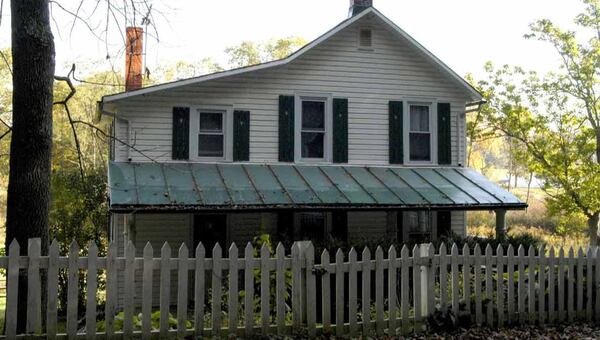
[495,209,507,240]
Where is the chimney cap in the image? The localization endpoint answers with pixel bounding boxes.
[349,0,372,17]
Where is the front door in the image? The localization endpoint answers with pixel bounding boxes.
[193,214,227,251]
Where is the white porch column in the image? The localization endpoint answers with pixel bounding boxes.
[495,209,507,240]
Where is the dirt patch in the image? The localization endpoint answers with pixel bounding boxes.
[403,324,600,340]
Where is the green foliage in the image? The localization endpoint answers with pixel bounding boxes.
[471,0,600,244]
[225,36,307,68]
[96,311,190,332]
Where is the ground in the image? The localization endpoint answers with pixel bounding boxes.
[401,324,600,339]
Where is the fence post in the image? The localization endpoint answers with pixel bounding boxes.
[305,243,316,338]
[6,239,20,339]
[420,244,435,317]
[291,242,302,329]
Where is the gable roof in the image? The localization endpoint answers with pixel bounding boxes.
[102,7,483,104]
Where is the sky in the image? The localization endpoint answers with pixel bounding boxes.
[0,0,587,80]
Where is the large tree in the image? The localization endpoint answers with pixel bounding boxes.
[476,0,600,244]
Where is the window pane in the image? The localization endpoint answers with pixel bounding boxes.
[301,132,324,158]
[198,134,224,157]
[410,105,429,132]
[199,112,223,132]
[409,133,431,161]
[299,212,325,241]
[302,101,325,130]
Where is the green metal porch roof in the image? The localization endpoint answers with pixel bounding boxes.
[108,162,526,212]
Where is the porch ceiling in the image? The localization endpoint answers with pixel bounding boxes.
[108,162,526,212]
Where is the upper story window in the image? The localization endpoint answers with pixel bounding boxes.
[198,111,225,158]
[405,102,436,164]
[295,94,332,162]
[189,106,233,161]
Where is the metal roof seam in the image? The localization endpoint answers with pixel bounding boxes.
[386,168,432,205]
[364,167,407,205]
[341,166,379,204]
[408,168,456,204]
[291,165,324,204]
[131,163,141,205]
[187,163,206,205]
[451,168,505,204]
[241,164,266,205]
[316,166,351,204]
[266,165,296,204]
[159,163,174,204]
[432,168,482,205]
[214,164,235,205]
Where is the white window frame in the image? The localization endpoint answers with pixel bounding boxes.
[403,100,438,165]
[357,26,374,50]
[189,105,234,162]
[294,93,333,163]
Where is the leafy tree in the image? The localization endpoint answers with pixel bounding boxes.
[225,36,307,68]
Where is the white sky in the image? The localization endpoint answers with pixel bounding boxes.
[0,0,586,80]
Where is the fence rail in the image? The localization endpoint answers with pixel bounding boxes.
[3,238,600,338]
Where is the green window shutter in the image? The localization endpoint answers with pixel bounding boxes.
[389,101,404,164]
[172,107,190,160]
[278,95,295,162]
[233,110,250,161]
[437,103,452,165]
[332,98,348,163]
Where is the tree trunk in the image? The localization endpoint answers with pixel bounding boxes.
[6,0,54,333]
[589,213,600,247]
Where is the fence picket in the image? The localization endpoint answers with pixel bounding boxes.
[123,241,135,338]
[400,245,410,335]
[527,246,535,324]
[6,240,20,339]
[105,242,117,338]
[439,244,448,313]
[507,245,515,324]
[67,241,80,339]
[375,247,384,336]
[362,247,371,336]
[160,242,172,338]
[244,243,255,335]
[388,246,397,336]
[567,247,575,322]
[305,243,316,338]
[228,244,239,335]
[496,245,504,327]
[261,244,270,334]
[485,244,493,327]
[195,243,206,337]
[86,242,98,340]
[348,248,358,337]
[322,249,331,334]
[548,247,556,324]
[336,249,346,336]
[586,247,593,322]
[517,245,526,324]
[452,244,460,321]
[275,243,286,334]
[47,240,59,340]
[538,246,546,325]
[462,244,471,319]
[576,248,584,320]
[142,243,153,339]
[26,238,42,335]
[474,244,482,326]
[177,244,189,339]
[558,248,566,323]
[212,244,223,335]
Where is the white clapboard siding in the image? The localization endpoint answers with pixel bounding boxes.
[112,16,471,167]
[3,239,599,338]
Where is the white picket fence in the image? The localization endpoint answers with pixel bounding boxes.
[3,238,600,339]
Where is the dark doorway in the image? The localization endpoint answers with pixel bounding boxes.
[193,214,227,252]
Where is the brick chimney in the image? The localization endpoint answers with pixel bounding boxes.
[125,27,143,91]
[349,0,372,17]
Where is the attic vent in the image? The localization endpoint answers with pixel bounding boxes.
[359,28,372,48]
